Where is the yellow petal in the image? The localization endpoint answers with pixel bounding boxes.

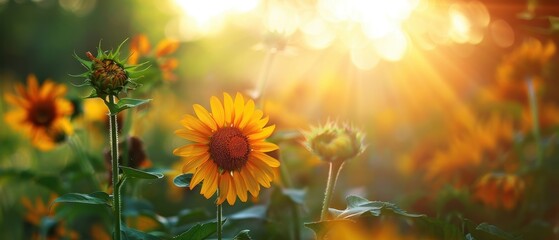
[223,93,234,126]
[240,169,260,197]
[190,160,212,189]
[27,74,39,96]
[252,151,280,167]
[248,125,275,141]
[246,161,272,188]
[173,144,208,157]
[226,174,237,205]
[193,104,217,131]
[201,163,218,199]
[238,99,255,129]
[233,172,248,202]
[233,93,245,126]
[175,129,209,144]
[155,39,179,57]
[210,96,225,128]
[218,173,229,205]
[182,153,210,173]
[251,141,279,152]
[180,114,212,135]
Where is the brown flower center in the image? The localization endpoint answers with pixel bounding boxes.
[29,101,56,127]
[209,127,250,172]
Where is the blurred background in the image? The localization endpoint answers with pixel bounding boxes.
[2,0,559,239]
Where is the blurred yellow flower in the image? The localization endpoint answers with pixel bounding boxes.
[4,75,74,150]
[497,38,555,83]
[21,195,79,240]
[474,173,525,210]
[491,38,555,104]
[173,92,280,205]
[129,34,180,82]
[425,115,514,187]
[90,224,111,240]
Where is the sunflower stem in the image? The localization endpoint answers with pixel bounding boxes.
[216,185,223,240]
[320,161,344,221]
[526,78,543,167]
[108,95,122,240]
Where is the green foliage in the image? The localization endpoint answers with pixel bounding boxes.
[54,192,112,207]
[120,166,164,180]
[172,220,225,240]
[107,98,152,115]
[233,229,253,240]
[173,173,193,188]
[121,226,160,240]
[329,195,425,219]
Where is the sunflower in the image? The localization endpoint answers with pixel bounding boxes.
[4,75,73,150]
[21,195,79,240]
[173,92,280,205]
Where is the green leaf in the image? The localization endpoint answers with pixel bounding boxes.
[304,219,354,237]
[173,173,193,188]
[176,208,211,227]
[229,205,267,220]
[54,192,111,207]
[475,223,522,240]
[329,195,425,219]
[109,98,151,115]
[172,220,225,240]
[121,226,159,240]
[233,230,252,240]
[120,166,164,180]
[282,188,306,205]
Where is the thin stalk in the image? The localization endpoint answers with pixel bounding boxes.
[108,95,122,240]
[320,161,344,221]
[526,78,543,166]
[216,174,223,240]
[256,51,277,108]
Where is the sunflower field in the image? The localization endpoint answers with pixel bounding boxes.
[2,0,559,239]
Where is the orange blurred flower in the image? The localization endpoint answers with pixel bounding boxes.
[21,195,79,240]
[424,115,514,187]
[4,74,73,150]
[90,224,111,240]
[491,38,555,104]
[129,34,180,82]
[474,173,525,210]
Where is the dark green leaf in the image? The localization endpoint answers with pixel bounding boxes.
[329,195,424,220]
[173,173,193,188]
[282,188,306,205]
[229,205,267,220]
[54,192,111,206]
[233,230,252,240]
[121,226,159,240]
[172,220,225,240]
[111,98,151,114]
[176,209,211,227]
[475,223,522,240]
[120,166,163,180]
